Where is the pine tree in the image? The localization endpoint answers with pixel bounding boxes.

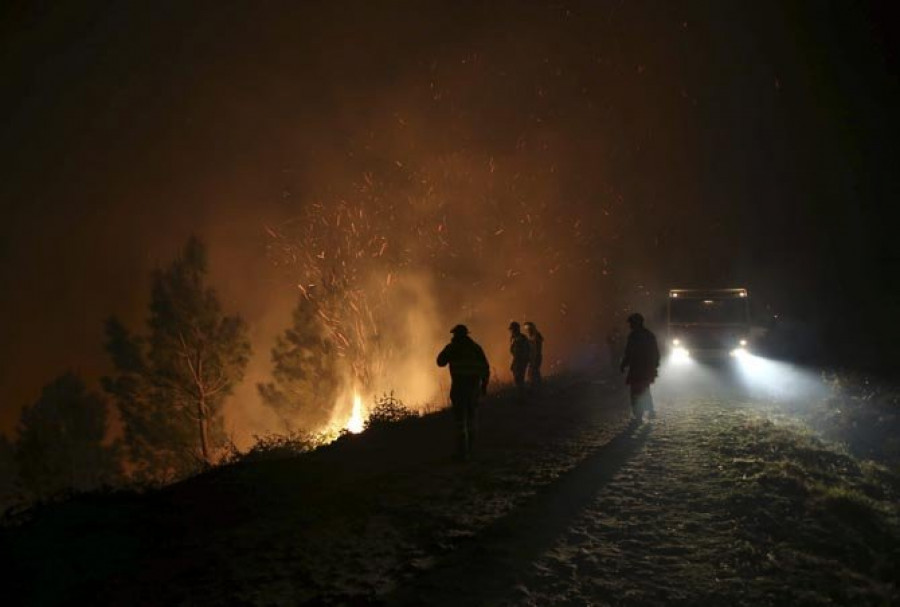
[104,237,251,479]
[103,317,194,479]
[14,373,121,498]
[259,296,340,431]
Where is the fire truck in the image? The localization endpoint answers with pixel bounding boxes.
[667,288,753,361]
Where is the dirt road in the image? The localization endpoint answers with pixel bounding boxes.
[388,388,899,606]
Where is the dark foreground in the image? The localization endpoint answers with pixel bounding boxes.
[3,376,899,606]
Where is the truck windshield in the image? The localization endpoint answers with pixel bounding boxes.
[670,298,747,324]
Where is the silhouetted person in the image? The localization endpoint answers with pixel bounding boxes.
[508,321,530,393]
[523,321,544,388]
[620,313,660,422]
[437,324,490,461]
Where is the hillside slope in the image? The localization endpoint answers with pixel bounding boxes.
[3,378,898,606]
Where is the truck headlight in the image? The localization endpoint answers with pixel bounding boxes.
[672,346,691,362]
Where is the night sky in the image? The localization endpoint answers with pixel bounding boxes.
[2,1,898,437]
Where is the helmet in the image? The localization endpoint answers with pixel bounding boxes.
[627,313,644,326]
[508,321,520,331]
[450,324,469,335]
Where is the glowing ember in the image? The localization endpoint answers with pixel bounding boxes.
[346,393,365,434]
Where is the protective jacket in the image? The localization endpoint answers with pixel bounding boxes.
[621,326,660,385]
[437,335,490,387]
[510,333,530,370]
[528,331,544,368]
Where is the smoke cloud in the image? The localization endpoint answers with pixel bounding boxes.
[3,1,895,441]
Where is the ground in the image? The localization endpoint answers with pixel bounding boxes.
[3,373,899,606]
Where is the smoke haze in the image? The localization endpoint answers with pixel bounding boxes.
[2,1,897,440]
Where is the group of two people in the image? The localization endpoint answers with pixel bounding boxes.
[436,313,659,461]
[508,320,544,391]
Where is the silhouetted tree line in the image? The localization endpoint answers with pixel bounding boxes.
[0,238,256,506]
[0,236,347,507]
[0,373,121,505]
[0,433,19,505]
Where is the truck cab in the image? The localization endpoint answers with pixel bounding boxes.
[667,288,752,361]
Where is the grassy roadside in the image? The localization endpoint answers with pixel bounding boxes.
[787,371,900,469]
[489,398,900,606]
[712,410,899,602]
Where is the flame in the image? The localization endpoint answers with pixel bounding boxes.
[345,392,365,434]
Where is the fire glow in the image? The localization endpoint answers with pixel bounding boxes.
[345,393,365,434]
[261,154,615,434]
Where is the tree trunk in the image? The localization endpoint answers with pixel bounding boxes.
[198,397,210,465]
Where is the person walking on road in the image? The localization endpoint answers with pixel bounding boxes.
[620,313,660,422]
[509,321,530,394]
[523,321,544,388]
[437,324,491,461]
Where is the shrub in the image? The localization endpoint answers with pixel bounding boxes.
[806,370,900,466]
[364,392,417,431]
[237,430,334,462]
